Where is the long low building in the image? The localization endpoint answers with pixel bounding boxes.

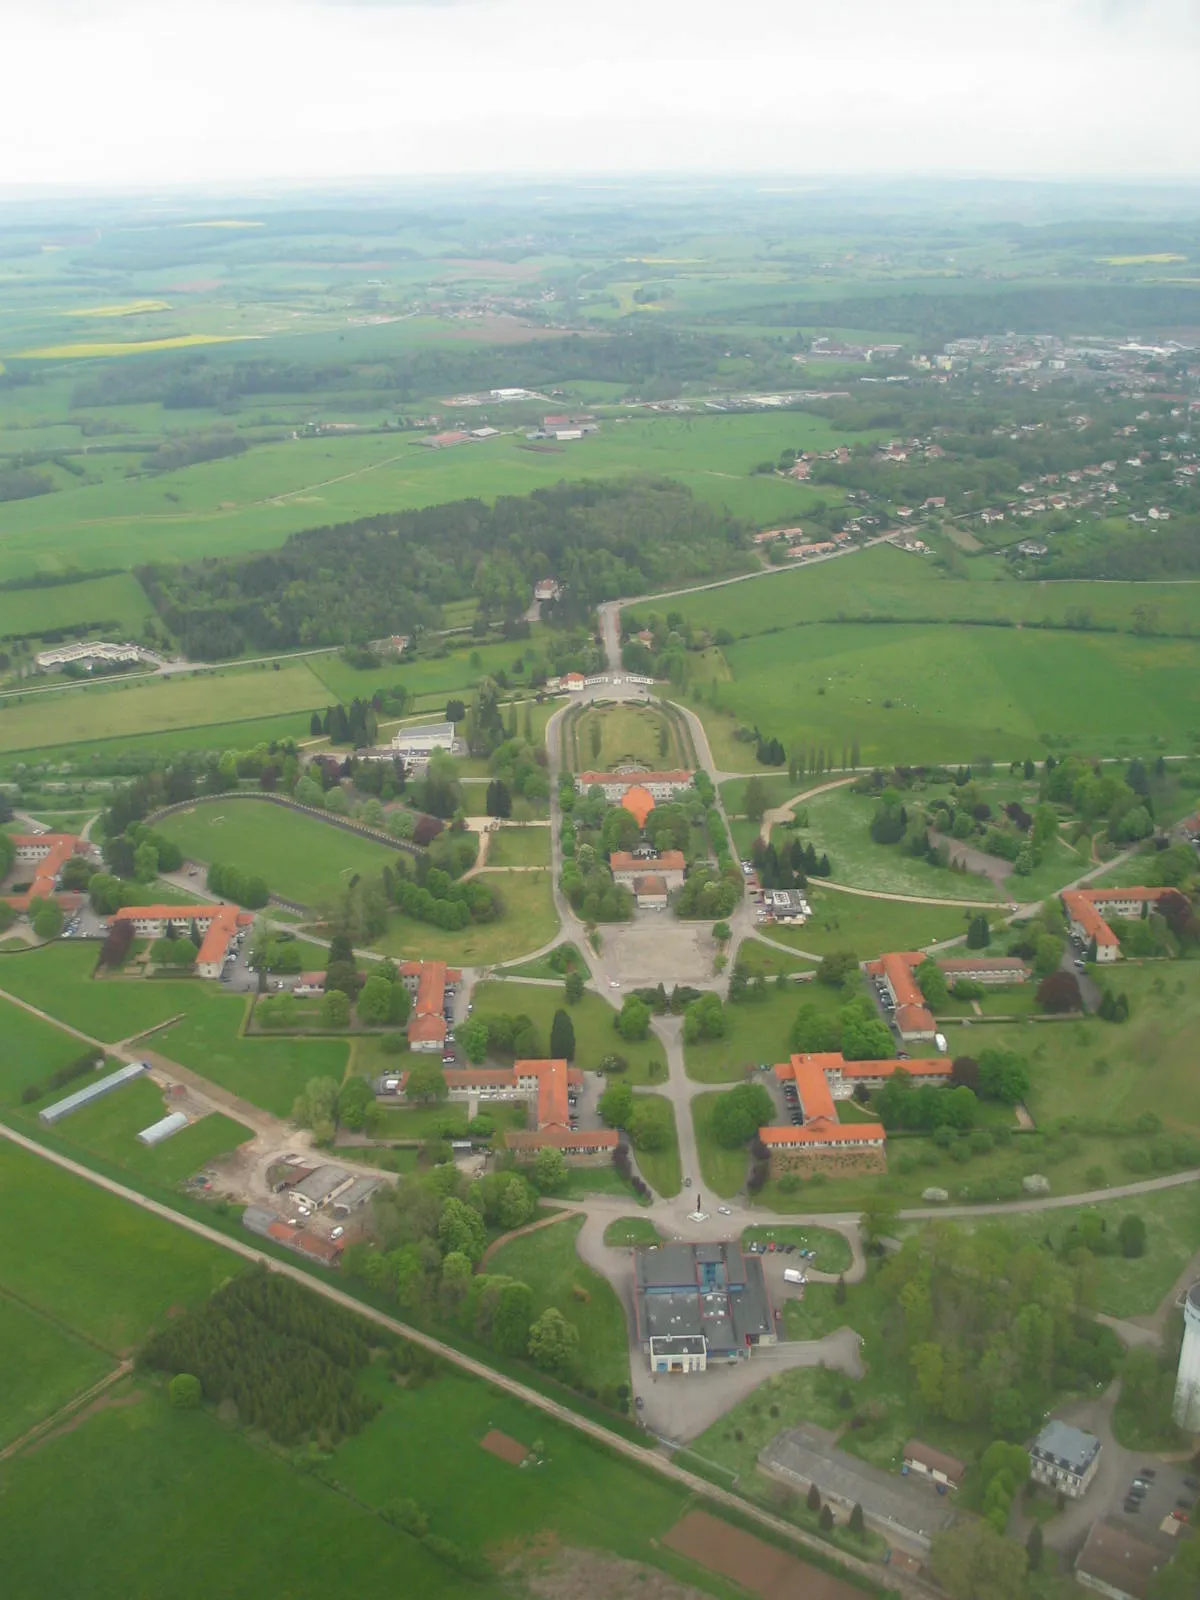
[39,1060,145,1124]
[864,951,937,1041]
[761,1052,953,1173]
[399,1056,618,1163]
[112,903,255,977]
[35,640,142,671]
[399,960,461,1051]
[576,769,694,802]
[936,955,1031,985]
[1061,887,1170,963]
[390,722,455,760]
[5,832,91,911]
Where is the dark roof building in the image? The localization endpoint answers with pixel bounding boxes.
[633,1242,776,1368]
[1075,1518,1168,1600]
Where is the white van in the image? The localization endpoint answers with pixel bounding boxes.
[783,1268,807,1286]
[934,1032,948,1053]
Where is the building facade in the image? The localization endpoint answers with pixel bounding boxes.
[609,850,686,891]
[1029,1421,1101,1499]
[576,769,694,802]
[1172,1282,1200,1430]
[1061,888,1168,963]
[112,903,254,977]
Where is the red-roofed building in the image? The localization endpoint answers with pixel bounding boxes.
[864,952,937,1041]
[399,960,461,1052]
[112,903,255,977]
[764,1052,952,1173]
[633,874,669,909]
[400,1056,616,1163]
[620,785,656,828]
[5,832,92,912]
[609,850,686,890]
[1061,888,1168,963]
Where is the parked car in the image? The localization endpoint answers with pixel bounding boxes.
[717,1205,732,1216]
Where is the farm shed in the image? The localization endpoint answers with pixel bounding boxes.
[38,1061,147,1125]
[137,1111,190,1146]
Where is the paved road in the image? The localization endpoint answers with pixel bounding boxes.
[0,1122,898,1596]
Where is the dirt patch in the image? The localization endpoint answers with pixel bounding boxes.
[664,1510,863,1600]
[481,1428,529,1466]
[943,523,983,552]
[27,1388,141,1456]
[500,1538,712,1600]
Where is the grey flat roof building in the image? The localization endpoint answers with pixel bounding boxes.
[38,1060,145,1125]
[1031,1420,1101,1478]
[634,1242,774,1359]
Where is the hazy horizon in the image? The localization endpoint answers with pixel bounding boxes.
[2,0,1198,189]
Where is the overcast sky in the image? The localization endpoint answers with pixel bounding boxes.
[2,0,1198,188]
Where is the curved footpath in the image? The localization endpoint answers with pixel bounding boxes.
[0,1122,900,1597]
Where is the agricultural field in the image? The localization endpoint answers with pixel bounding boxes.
[0,1294,114,1450]
[484,1214,631,1394]
[682,622,1200,770]
[0,572,154,644]
[0,661,326,755]
[468,980,667,1084]
[0,995,97,1105]
[153,798,403,907]
[374,869,559,965]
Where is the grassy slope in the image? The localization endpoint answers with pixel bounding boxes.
[0,572,153,640]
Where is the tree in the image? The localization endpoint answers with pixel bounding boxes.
[1119,1213,1147,1258]
[835,1274,847,1305]
[527,1307,579,1375]
[616,995,651,1041]
[356,974,395,1025]
[169,1373,203,1410]
[931,1521,1027,1600]
[806,1483,821,1511]
[492,1280,534,1355]
[710,1082,774,1148]
[1025,1525,1043,1572]
[549,1008,576,1062]
[485,779,512,818]
[321,988,351,1028]
[599,1081,636,1129]
[1037,970,1081,1014]
[966,914,991,950]
[743,776,769,823]
[819,1505,834,1532]
[564,969,585,1004]
[30,898,65,941]
[915,959,948,1008]
[438,1198,486,1263]
[405,1060,448,1103]
[1149,1537,1200,1600]
[848,1503,864,1536]
[977,1048,1030,1104]
[532,1146,567,1195]
[817,950,858,987]
[860,1197,898,1250]
[336,1075,376,1131]
[457,1015,489,1064]
[445,699,467,724]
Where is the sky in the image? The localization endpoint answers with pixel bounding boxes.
[2,0,1198,188]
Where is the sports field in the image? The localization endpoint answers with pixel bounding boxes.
[154,799,402,907]
[684,621,1200,768]
[0,661,326,755]
[374,869,559,964]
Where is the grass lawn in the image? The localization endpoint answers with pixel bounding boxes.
[154,799,403,907]
[498,942,586,980]
[12,1078,253,1186]
[720,774,805,816]
[685,981,847,1084]
[0,571,152,642]
[949,1185,1200,1321]
[154,998,350,1118]
[0,661,327,755]
[558,1164,646,1204]
[0,1293,115,1449]
[0,1141,235,1354]
[484,1214,631,1393]
[0,944,203,1041]
[766,888,999,962]
[733,939,817,979]
[630,1094,682,1197]
[0,996,97,1105]
[692,1092,750,1198]
[484,824,551,868]
[780,786,1002,902]
[603,1216,662,1246]
[573,702,682,771]
[373,869,559,964]
[471,980,668,1084]
[0,1380,479,1600]
[371,1100,529,1140]
[741,1224,853,1274]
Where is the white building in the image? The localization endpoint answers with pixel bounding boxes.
[1172,1282,1200,1429]
[35,640,142,671]
[390,722,455,760]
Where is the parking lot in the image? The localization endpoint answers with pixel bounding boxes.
[1111,1460,1198,1541]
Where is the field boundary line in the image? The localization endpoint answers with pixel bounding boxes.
[0,1282,122,1360]
[0,1360,133,1464]
[0,1120,899,1596]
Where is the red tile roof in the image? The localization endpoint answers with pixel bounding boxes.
[610,850,685,874]
[620,785,656,826]
[634,875,668,896]
[112,903,253,966]
[767,1052,950,1147]
[865,951,936,1035]
[5,833,86,910]
[578,770,693,789]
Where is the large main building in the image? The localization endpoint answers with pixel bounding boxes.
[1061,886,1170,962]
[761,1052,953,1174]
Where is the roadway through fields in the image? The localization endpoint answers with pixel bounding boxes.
[0,1122,901,1599]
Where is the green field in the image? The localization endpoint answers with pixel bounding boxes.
[470,979,667,1083]
[0,1294,115,1449]
[0,708,321,772]
[629,1093,683,1197]
[603,1216,662,1246]
[484,825,552,868]
[683,622,1200,769]
[0,995,96,1104]
[0,661,326,755]
[374,869,559,964]
[154,798,403,906]
[731,939,817,978]
[0,572,153,642]
[573,701,682,771]
[685,980,847,1084]
[741,1224,853,1274]
[15,1077,253,1186]
[483,1214,631,1395]
[0,944,194,1040]
[0,1141,234,1353]
[692,1091,751,1198]
[764,888,1000,961]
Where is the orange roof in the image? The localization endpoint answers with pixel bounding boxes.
[760,1121,885,1146]
[408,1013,446,1043]
[620,785,656,826]
[112,903,252,966]
[505,1128,618,1151]
[768,1052,950,1146]
[1084,887,1166,904]
[634,874,668,895]
[1061,891,1120,947]
[610,850,685,874]
[866,951,936,1035]
[406,959,456,1046]
[5,833,85,910]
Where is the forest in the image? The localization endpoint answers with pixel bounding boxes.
[138,478,749,658]
[139,1268,380,1445]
